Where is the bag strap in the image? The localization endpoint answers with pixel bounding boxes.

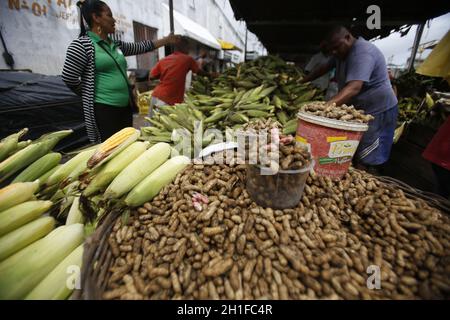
[97,41,130,85]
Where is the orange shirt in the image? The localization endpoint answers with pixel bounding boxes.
[150,51,199,105]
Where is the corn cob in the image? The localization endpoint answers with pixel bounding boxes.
[37,165,61,188]
[0,223,84,299]
[169,113,194,132]
[0,216,55,261]
[245,110,271,117]
[425,93,434,108]
[235,80,257,88]
[5,140,32,158]
[259,85,278,98]
[276,111,289,125]
[229,113,250,124]
[0,200,53,237]
[204,110,228,124]
[12,152,61,183]
[125,156,190,207]
[235,103,274,111]
[160,115,180,131]
[104,142,171,199]
[0,181,39,212]
[283,119,298,135]
[50,180,78,203]
[45,148,95,187]
[141,126,166,135]
[0,128,28,162]
[25,244,83,300]
[64,148,97,185]
[146,117,166,129]
[0,130,72,183]
[145,135,173,144]
[65,196,83,225]
[83,142,148,197]
[14,140,33,152]
[58,195,75,219]
[272,95,283,109]
[87,127,140,169]
[294,89,317,104]
[191,107,204,121]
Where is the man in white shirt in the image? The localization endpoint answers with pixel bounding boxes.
[304,42,332,91]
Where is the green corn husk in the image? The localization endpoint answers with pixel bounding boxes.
[0,223,84,299]
[0,216,55,261]
[0,128,29,162]
[0,130,72,183]
[12,152,61,183]
[25,244,84,300]
[0,200,53,236]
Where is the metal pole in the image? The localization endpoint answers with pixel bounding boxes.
[407,22,425,72]
[166,0,175,56]
[169,0,174,33]
[244,27,248,62]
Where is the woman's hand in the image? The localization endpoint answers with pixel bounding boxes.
[165,33,182,45]
[152,33,182,49]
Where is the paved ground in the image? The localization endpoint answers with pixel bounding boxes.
[133,113,148,129]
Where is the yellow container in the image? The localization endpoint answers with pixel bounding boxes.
[137,90,153,115]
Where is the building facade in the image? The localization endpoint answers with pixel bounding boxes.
[0,0,265,75]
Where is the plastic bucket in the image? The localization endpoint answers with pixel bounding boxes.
[295,111,368,179]
[245,160,314,209]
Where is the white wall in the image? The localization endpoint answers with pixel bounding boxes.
[105,0,163,69]
[0,0,79,74]
[0,0,266,75]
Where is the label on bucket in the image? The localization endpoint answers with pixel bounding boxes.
[295,136,311,153]
[296,118,365,179]
[319,156,353,165]
[328,140,359,158]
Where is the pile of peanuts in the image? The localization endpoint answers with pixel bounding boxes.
[300,101,374,123]
[238,119,312,172]
[101,163,450,300]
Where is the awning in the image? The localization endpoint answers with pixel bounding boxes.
[218,39,242,51]
[229,0,450,62]
[417,31,450,85]
[162,4,221,50]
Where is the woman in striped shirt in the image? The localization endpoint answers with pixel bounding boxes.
[62,0,178,143]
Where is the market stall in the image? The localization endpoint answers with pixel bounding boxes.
[0,54,449,300]
[1,0,450,302]
[228,0,450,192]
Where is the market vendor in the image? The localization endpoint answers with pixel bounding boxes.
[304,41,332,92]
[196,48,212,72]
[62,0,179,143]
[148,37,211,117]
[301,26,398,173]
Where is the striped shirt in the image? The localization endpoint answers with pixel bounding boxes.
[62,36,155,143]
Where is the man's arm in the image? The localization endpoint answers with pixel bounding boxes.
[301,62,333,83]
[148,63,161,81]
[330,52,374,105]
[327,80,363,105]
[196,69,210,77]
[190,57,212,77]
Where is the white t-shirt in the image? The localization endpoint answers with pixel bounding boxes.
[305,52,331,90]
